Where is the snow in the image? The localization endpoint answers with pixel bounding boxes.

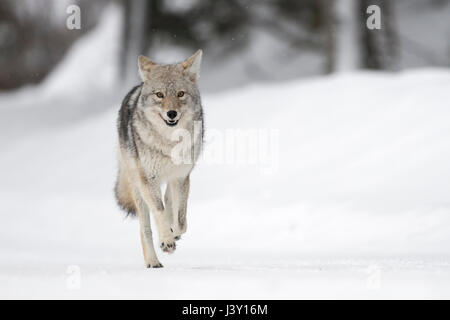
[1,5,450,299]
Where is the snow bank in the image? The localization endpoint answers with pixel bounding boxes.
[1,68,450,298]
[2,68,450,254]
[41,5,122,98]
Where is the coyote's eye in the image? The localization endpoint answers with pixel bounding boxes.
[177,91,185,98]
[156,92,164,98]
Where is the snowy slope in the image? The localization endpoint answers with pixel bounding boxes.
[1,69,450,299]
[1,5,450,299]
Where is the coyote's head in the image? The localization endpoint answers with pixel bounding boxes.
[137,50,203,129]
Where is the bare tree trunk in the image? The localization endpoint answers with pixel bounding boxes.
[321,0,336,74]
[335,0,360,71]
[383,0,398,69]
[120,0,149,84]
[359,0,397,70]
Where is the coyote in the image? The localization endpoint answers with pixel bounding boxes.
[115,50,203,268]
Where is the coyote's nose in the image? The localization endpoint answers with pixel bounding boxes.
[167,110,177,119]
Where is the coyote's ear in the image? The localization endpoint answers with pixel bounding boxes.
[182,49,202,81]
[138,55,156,80]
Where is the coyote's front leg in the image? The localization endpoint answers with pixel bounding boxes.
[132,189,162,268]
[169,175,190,239]
[140,177,176,254]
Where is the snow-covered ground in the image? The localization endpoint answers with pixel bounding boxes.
[1,6,450,299]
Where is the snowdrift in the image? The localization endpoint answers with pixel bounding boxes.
[1,69,450,298]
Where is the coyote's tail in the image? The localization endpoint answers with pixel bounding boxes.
[114,169,137,217]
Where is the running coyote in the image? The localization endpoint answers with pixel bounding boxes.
[115,50,203,268]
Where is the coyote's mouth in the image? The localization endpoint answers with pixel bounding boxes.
[164,119,178,127]
[159,114,179,127]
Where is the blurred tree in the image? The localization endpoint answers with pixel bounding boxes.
[254,0,324,49]
[324,0,398,72]
[359,0,398,69]
[334,0,361,71]
[2,0,406,91]
[0,0,108,90]
[121,0,148,83]
[120,0,250,82]
[119,0,330,80]
[320,0,336,73]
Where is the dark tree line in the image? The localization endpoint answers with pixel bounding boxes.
[4,0,445,90]
[120,0,399,79]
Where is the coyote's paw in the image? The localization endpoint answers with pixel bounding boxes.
[146,260,163,268]
[160,238,176,254]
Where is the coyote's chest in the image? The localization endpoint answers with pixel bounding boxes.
[137,125,202,182]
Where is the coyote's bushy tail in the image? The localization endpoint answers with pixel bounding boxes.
[114,168,137,217]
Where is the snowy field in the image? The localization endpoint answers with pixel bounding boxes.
[1,7,450,299]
